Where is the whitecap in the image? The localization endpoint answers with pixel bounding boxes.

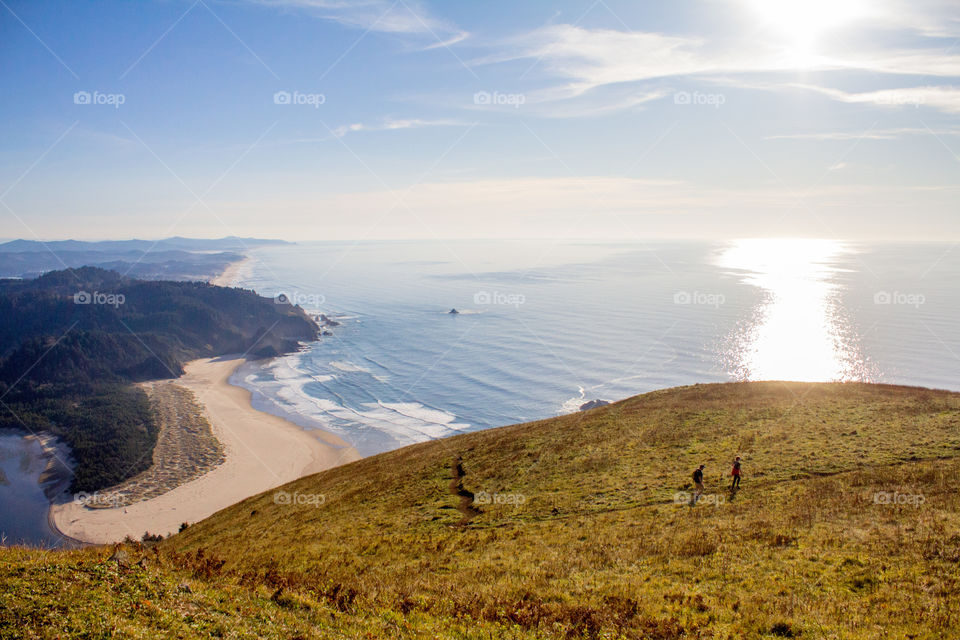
[329,361,369,373]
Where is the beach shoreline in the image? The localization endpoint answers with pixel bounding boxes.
[210,256,253,287]
[49,356,360,545]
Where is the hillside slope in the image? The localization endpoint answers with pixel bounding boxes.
[4,382,960,638]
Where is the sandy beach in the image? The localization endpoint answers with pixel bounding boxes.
[210,256,252,287]
[50,356,360,544]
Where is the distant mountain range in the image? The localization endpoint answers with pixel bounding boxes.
[0,236,290,253]
[0,237,291,280]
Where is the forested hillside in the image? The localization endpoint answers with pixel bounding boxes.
[0,267,317,491]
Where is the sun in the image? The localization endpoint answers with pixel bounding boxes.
[746,0,868,59]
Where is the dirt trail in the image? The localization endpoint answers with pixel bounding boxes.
[448,456,480,526]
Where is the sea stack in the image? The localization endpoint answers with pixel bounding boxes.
[319,314,341,327]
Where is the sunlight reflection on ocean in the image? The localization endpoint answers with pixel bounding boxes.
[717,239,875,383]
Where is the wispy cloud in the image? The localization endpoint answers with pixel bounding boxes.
[497,24,960,86]
[244,0,467,45]
[473,3,960,117]
[261,118,470,147]
[331,118,470,137]
[874,0,960,37]
[532,88,672,118]
[766,128,960,141]
[790,84,960,114]
[481,25,725,98]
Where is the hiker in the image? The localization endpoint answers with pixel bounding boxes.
[692,464,705,503]
[731,456,742,489]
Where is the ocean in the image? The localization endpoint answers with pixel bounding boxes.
[230,239,960,457]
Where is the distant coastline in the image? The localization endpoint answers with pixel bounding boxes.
[210,256,253,287]
[0,236,287,281]
[49,356,361,544]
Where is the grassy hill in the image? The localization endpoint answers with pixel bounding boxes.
[3,381,960,638]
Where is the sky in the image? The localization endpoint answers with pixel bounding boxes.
[1,0,958,241]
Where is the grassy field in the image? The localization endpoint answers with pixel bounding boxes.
[3,381,960,638]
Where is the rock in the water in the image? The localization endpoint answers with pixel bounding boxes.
[319,314,341,327]
[579,399,610,411]
[448,308,459,315]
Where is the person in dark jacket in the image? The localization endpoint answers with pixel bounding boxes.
[692,464,705,502]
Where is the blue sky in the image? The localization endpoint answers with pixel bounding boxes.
[1,0,958,240]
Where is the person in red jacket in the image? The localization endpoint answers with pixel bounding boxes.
[731,456,742,489]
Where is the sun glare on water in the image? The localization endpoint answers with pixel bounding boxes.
[718,238,871,383]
